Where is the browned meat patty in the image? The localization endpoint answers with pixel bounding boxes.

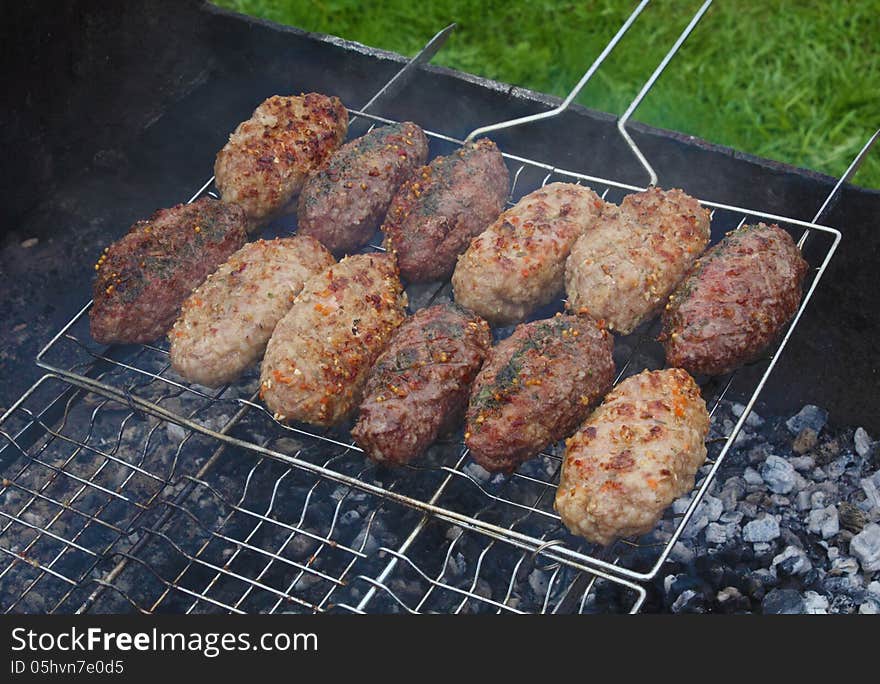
[565,187,710,334]
[382,138,509,282]
[169,236,335,387]
[214,93,348,227]
[556,368,709,546]
[90,198,248,345]
[297,122,429,254]
[453,182,607,325]
[660,222,808,376]
[352,303,491,465]
[465,314,615,473]
[259,253,407,426]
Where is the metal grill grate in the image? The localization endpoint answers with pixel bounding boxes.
[2,0,869,612]
[0,377,645,613]
[27,117,843,586]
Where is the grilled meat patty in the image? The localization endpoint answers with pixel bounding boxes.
[169,236,334,388]
[260,253,407,426]
[660,222,808,376]
[453,182,606,326]
[556,368,709,546]
[382,138,509,282]
[214,93,348,227]
[465,314,615,473]
[90,198,248,345]
[565,187,710,334]
[352,303,491,465]
[298,122,429,254]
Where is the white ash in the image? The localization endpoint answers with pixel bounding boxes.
[649,401,880,614]
[772,546,812,576]
[731,402,765,427]
[461,461,492,485]
[858,599,880,614]
[165,422,188,442]
[743,515,781,543]
[528,568,550,598]
[445,552,466,578]
[807,505,839,539]
[785,405,828,435]
[861,474,880,511]
[802,591,829,614]
[761,454,796,494]
[854,427,873,459]
[850,524,880,573]
[789,455,815,472]
[743,467,764,487]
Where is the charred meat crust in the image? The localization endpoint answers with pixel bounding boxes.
[382,138,509,283]
[565,187,710,334]
[298,122,429,254]
[259,252,407,427]
[214,93,348,226]
[465,314,615,473]
[169,236,334,387]
[352,303,492,465]
[556,368,709,546]
[660,222,808,376]
[453,182,606,326]
[89,197,248,345]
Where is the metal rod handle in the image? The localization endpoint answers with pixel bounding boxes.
[354,23,456,122]
[796,126,879,249]
[463,0,650,143]
[617,0,713,186]
[811,127,880,224]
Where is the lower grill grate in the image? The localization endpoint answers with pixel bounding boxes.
[0,377,644,613]
[0,0,853,611]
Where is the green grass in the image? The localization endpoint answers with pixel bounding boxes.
[214,0,880,189]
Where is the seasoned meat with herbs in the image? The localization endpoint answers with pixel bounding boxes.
[556,368,709,546]
[90,198,248,345]
[465,314,615,473]
[453,182,606,325]
[352,303,491,465]
[169,236,334,387]
[214,93,348,226]
[660,222,808,376]
[298,122,428,254]
[259,253,407,426]
[565,187,710,334]
[382,138,509,282]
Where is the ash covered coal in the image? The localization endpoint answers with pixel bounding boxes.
[648,401,880,614]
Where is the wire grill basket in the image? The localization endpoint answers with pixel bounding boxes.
[2,0,863,612]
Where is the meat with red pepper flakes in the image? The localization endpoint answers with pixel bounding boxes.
[565,187,710,334]
[297,122,428,254]
[556,368,709,546]
[352,303,491,465]
[214,93,348,227]
[465,314,615,473]
[453,182,607,325]
[660,222,808,376]
[382,138,509,282]
[169,236,334,387]
[260,252,407,427]
[90,197,248,345]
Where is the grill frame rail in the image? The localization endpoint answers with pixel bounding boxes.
[1,1,868,612]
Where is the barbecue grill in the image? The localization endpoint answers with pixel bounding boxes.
[1,0,878,614]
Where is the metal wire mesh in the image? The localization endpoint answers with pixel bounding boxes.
[27,114,841,590]
[0,376,644,613]
[1,0,847,609]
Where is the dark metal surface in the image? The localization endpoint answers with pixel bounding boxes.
[2,0,878,429]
